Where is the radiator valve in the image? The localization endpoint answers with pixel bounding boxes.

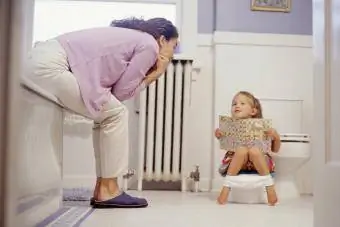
[122,169,135,191]
[189,165,200,192]
[123,169,135,179]
[190,165,200,182]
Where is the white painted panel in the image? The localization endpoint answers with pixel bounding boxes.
[214,35,312,136]
[182,40,214,191]
[260,99,303,134]
[18,87,63,226]
[62,114,95,189]
[213,32,313,193]
[19,88,63,195]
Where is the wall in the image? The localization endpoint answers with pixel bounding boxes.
[193,0,314,193]
[212,32,313,193]
[62,0,314,194]
[198,0,313,35]
[18,84,63,226]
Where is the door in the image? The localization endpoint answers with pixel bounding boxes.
[313,0,340,226]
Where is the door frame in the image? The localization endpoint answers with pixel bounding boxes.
[0,0,28,226]
[0,0,12,225]
[313,0,340,226]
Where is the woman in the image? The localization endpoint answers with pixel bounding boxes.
[26,17,179,208]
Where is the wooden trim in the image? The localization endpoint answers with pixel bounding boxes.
[213,31,312,48]
[251,0,291,13]
[324,0,332,163]
[0,0,12,225]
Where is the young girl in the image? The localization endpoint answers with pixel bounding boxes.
[215,91,281,206]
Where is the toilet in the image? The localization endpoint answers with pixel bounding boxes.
[225,133,311,204]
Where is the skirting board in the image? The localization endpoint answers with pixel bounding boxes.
[63,175,212,192]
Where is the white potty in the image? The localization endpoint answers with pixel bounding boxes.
[224,174,274,204]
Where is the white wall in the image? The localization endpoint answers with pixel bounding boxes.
[62,32,314,195]
[62,114,95,189]
[19,83,63,226]
[62,99,143,189]
[180,35,215,190]
[211,31,314,194]
[62,37,215,190]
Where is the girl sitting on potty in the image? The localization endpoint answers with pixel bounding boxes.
[215,91,281,206]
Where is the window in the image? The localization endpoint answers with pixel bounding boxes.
[32,0,197,55]
[33,1,176,42]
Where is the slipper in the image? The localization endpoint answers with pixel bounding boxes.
[90,197,95,206]
[93,192,148,209]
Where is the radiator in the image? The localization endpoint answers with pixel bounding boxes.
[137,59,193,191]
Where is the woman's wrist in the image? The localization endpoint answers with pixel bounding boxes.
[144,70,162,85]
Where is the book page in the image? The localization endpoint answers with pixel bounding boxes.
[219,116,272,151]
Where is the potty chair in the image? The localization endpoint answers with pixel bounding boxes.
[224,171,275,204]
[223,133,310,203]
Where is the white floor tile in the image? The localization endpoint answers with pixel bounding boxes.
[80,191,313,227]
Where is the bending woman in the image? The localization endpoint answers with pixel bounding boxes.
[26,18,179,208]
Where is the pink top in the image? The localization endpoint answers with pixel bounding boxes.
[57,27,159,117]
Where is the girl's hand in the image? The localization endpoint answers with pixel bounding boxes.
[265,128,281,153]
[215,128,223,139]
[265,128,279,140]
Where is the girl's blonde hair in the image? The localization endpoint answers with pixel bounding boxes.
[235,91,263,118]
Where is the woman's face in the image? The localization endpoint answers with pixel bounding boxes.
[158,36,178,59]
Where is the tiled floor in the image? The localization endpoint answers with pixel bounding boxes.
[76,191,313,227]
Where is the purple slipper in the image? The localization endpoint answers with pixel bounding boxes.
[90,197,95,206]
[93,192,148,209]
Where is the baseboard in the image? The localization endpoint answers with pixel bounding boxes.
[63,175,212,192]
[198,178,212,191]
[184,178,212,192]
[213,31,312,48]
[211,178,224,192]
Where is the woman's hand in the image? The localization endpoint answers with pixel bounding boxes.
[215,128,224,139]
[155,54,170,75]
[143,55,170,86]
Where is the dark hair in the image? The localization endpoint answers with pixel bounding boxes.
[110,17,178,41]
[235,91,263,118]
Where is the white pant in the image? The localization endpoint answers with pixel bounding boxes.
[26,40,128,178]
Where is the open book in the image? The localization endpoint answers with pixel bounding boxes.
[219,116,272,151]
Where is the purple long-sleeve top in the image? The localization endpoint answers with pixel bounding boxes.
[57,27,159,117]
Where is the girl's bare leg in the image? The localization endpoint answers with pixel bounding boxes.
[217,147,249,204]
[248,148,278,206]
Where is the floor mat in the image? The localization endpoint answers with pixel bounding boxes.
[63,188,92,201]
[36,206,94,227]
